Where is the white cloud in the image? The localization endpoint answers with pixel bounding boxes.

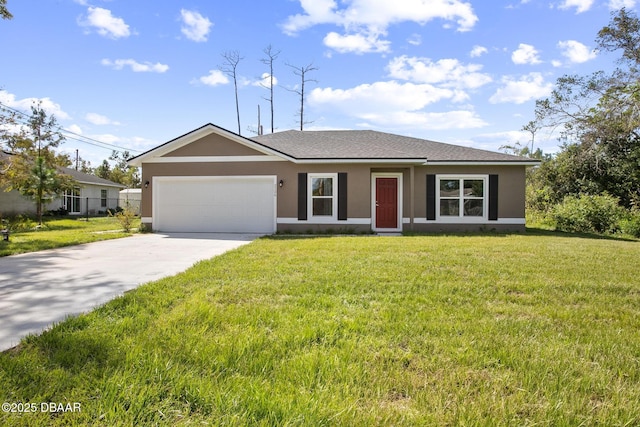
[180,9,212,42]
[311,81,454,112]
[309,80,487,130]
[558,0,594,13]
[387,56,492,91]
[470,45,488,57]
[358,110,488,130]
[511,43,542,65]
[282,0,478,54]
[0,90,70,120]
[284,0,478,33]
[79,7,130,39]
[408,34,422,46]
[489,72,553,104]
[101,59,169,73]
[609,0,636,8]
[323,30,391,54]
[253,73,278,87]
[196,70,230,86]
[85,113,120,126]
[66,124,83,135]
[557,40,597,63]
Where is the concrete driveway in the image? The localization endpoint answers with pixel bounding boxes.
[0,233,259,351]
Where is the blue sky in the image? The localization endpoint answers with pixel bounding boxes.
[0,0,635,166]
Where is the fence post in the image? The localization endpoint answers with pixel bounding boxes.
[86,197,89,221]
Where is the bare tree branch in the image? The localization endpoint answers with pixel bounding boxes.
[219,50,244,135]
[260,45,280,134]
[285,62,318,131]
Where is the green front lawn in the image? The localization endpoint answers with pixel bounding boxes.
[1,232,639,425]
[0,217,140,257]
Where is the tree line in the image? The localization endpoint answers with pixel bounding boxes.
[508,8,640,236]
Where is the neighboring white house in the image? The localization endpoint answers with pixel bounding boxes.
[0,152,126,216]
[119,188,141,214]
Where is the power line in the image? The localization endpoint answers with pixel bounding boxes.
[0,102,142,153]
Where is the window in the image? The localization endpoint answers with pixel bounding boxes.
[308,173,337,219]
[101,189,107,207]
[437,176,487,219]
[64,187,81,214]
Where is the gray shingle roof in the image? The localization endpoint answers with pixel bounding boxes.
[58,166,125,188]
[251,129,533,163]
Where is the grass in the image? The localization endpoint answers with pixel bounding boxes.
[1,231,639,425]
[0,217,140,257]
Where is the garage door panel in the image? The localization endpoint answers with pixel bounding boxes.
[154,176,275,233]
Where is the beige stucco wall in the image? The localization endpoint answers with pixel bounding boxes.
[412,165,526,219]
[139,131,529,232]
[141,161,373,220]
[141,161,528,231]
[163,133,269,157]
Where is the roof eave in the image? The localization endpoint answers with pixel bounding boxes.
[291,158,428,164]
[74,180,126,188]
[426,160,541,166]
[127,123,294,167]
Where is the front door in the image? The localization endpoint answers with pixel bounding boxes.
[376,177,398,229]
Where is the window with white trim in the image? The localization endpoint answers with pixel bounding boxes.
[437,176,487,219]
[64,187,81,214]
[308,173,337,220]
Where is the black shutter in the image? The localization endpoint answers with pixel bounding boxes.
[298,173,307,220]
[338,173,347,220]
[426,174,436,220]
[488,174,498,221]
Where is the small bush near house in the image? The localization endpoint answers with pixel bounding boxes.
[109,205,137,233]
[45,207,68,216]
[1,214,37,232]
[106,206,124,215]
[620,209,640,237]
[551,193,624,234]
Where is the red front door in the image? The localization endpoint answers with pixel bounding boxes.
[376,177,398,229]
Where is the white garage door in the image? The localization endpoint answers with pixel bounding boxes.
[153,176,276,233]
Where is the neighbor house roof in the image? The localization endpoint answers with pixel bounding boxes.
[59,166,125,188]
[0,151,125,188]
[251,130,536,164]
[128,123,539,166]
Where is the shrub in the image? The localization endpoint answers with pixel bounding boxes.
[45,207,68,216]
[109,204,137,233]
[619,210,640,238]
[2,214,37,232]
[551,194,624,234]
[106,206,124,216]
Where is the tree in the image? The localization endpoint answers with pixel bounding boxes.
[109,150,140,188]
[95,159,111,181]
[1,0,12,20]
[286,62,318,131]
[0,105,76,224]
[219,50,244,135]
[260,45,280,134]
[532,8,640,209]
[95,150,140,188]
